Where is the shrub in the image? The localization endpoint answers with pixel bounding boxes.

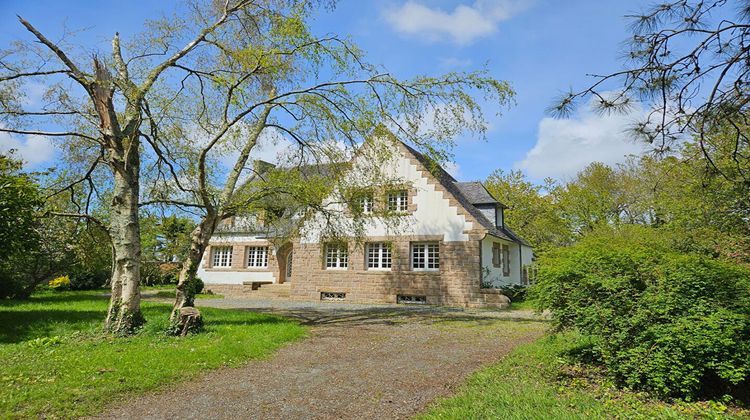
[69,270,109,290]
[141,262,180,286]
[48,275,71,290]
[497,284,527,302]
[534,230,750,401]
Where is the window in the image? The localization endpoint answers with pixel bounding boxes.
[492,243,502,268]
[387,190,409,212]
[366,242,392,270]
[212,246,233,268]
[502,244,511,276]
[358,193,374,214]
[325,243,349,269]
[246,246,269,268]
[397,295,427,304]
[321,292,346,301]
[411,242,439,271]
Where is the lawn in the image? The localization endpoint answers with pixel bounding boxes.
[0,291,306,418]
[420,334,749,420]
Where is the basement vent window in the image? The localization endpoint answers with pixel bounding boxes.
[397,295,427,304]
[321,292,346,301]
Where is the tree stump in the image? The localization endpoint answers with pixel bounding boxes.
[176,306,202,336]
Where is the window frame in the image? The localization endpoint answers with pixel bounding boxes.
[211,246,233,268]
[411,242,440,271]
[387,189,409,212]
[366,242,392,271]
[502,244,511,276]
[492,242,502,268]
[324,243,349,270]
[246,246,269,269]
[358,192,374,214]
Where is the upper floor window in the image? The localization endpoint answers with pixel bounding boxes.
[387,190,409,212]
[325,243,348,269]
[212,246,233,268]
[246,246,269,268]
[411,242,439,271]
[359,193,374,214]
[366,242,392,270]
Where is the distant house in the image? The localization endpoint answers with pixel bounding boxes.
[197,137,533,307]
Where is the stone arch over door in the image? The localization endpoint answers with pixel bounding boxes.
[276,242,293,284]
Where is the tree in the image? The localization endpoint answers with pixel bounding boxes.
[0,153,44,298]
[551,0,750,189]
[126,2,515,321]
[484,169,569,252]
[0,1,338,333]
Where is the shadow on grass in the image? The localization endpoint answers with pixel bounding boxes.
[0,308,104,343]
[0,291,109,307]
[218,305,550,327]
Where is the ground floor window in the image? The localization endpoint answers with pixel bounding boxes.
[502,244,510,276]
[366,242,392,270]
[325,243,349,269]
[411,242,439,271]
[212,246,233,268]
[246,246,269,268]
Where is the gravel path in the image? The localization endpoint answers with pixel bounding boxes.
[97,297,548,420]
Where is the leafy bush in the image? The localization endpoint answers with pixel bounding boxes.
[69,270,109,290]
[141,262,180,286]
[533,229,750,401]
[48,275,71,290]
[497,284,527,302]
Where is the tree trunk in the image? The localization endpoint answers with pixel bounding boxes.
[104,151,144,334]
[171,213,218,321]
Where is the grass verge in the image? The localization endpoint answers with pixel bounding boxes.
[0,290,305,418]
[420,333,748,419]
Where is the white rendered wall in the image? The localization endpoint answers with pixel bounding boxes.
[481,236,522,286]
[300,142,473,243]
[197,233,276,285]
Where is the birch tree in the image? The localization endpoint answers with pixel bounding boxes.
[0,1,304,334]
[131,2,515,322]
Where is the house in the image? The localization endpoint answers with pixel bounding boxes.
[197,137,533,307]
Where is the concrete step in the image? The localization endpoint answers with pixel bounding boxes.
[248,283,291,298]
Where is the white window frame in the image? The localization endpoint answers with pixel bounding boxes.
[324,243,349,270]
[211,246,233,268]
[359,193,374,214]
[411,242,439,271]
[246,246,269,268]
[366,242,392,270]
[387,190,409,212]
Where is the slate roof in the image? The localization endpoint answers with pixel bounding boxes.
[399,142,530,246]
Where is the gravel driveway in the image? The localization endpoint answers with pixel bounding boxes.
[97,297,548,419]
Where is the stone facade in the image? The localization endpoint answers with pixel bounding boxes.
[288,235,488,306]
[197,137,529,309]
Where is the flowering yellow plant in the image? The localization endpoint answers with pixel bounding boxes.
[48,275,71,290]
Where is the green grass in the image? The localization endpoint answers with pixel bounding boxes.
[420,333,748,419]
[508,299,538,311]
[0,291,306,418]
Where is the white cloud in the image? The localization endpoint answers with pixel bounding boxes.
[383,0,531,45]
[0,129,56,167]
[439,56,473,69]
[516,105,647,180]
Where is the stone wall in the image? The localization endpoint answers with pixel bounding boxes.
[289,235,487,307]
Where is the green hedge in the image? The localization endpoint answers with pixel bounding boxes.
[533,229,750,401]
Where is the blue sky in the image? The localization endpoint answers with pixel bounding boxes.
[0,0,654,182]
